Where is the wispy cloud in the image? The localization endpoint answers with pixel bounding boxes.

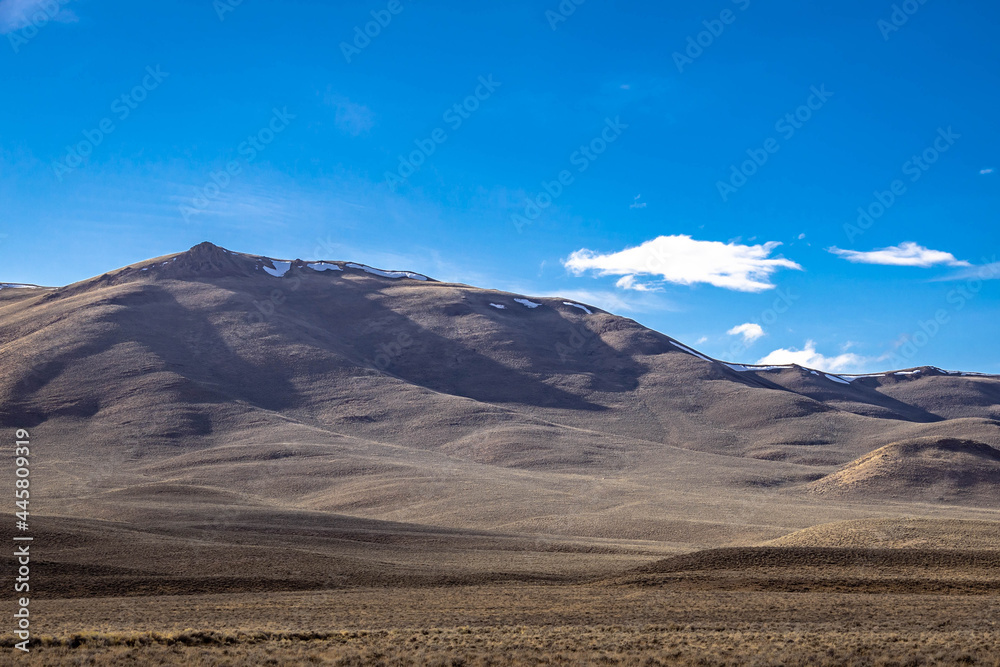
[756,340,870,373]
[615,274,658,292]
[531,288,674,314]
[0,0,77,33]
[629,194,647,209]
[727,323,765,345]
[828,241,970,268]
[324,94,375,137]
[564,235,802,293]
[934,260,1000,283]
[980,168,994,175]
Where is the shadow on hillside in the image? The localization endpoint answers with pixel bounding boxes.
[0,284,301,428]
[239,273,633,410]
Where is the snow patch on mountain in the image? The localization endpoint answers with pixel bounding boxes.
[724,363,794,372]
[263,261,292,278]
[564,302,593,314]
[671,341,712,362]
[838,367,994,381]
[345,263,428,281]
[514,298,541,309]
[307,262,342,272]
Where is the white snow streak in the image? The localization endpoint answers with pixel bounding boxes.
[345,263,428,281]
[671,341,713,362]
[307,262,343,272]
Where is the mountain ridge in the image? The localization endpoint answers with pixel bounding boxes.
[4,241,992,379]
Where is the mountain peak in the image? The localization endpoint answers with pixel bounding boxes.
[163,241,255,277]
[188,240,228,255]
[129,242,437,284]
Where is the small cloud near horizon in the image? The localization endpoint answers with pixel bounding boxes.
[828,242,970,268]
[756,340,870,374]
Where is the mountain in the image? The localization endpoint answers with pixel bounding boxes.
[2,242,999,579]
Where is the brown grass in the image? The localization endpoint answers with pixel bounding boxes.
[7,583,1000,666]
[6,625,1000,666]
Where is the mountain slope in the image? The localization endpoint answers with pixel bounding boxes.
[2,242,1000,550]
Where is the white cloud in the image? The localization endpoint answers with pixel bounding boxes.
[797,233,807,240]
[981,168,994,175]
[0,0,77,33]
[564,235,802,293]
[696,336,709,345]
[727,323,765,344]
[828,242,970,268]
[756,340,868,373]
[630,194,647,209]
[615,275,658,292]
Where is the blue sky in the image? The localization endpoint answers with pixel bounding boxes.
[1,0,997,373]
